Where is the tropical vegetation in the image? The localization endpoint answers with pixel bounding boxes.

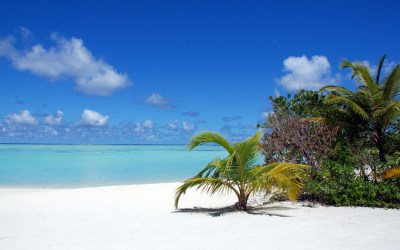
[177,55,400,209]
[258,55,400,208]
[317,55,400,162]
[175,130,309,211]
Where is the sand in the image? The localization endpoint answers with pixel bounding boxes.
[0,182,399,249]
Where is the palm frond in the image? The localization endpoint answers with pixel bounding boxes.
[308,116,361,130]
[320,86,359,100]
[250,163,310,202]
[379,101,400,131]
[376,55,386,84]
[188,131,234,154]
[382,65,400,102]
[340,58,377,100]
[195,158,220,178]
[350,63,377,94]
[383,168,400,179]
[325,95,369,120]
[235,130,262,169]
[340,58,354,71]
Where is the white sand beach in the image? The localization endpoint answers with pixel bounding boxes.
[0,182,399,250]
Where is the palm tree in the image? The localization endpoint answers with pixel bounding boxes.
[318,55,400,162]
[174,130,309,211]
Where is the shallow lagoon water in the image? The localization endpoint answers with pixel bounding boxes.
[0,144,227,188]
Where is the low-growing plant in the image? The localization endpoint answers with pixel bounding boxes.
[174,130,310,211]
[301,161,400,208]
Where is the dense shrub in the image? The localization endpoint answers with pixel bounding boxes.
[300,161,400,208]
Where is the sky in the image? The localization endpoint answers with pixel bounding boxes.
[0,0,399,144]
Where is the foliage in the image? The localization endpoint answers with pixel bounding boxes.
[174,130,310,211]
[258,88,360,148]
[344,139,381,181]
[268,191,289,202]
[259,90,342,170]
[257,56,400,208]
[384,152,400,169]
[259,77,400,208]
[382,132,400,156]
[264,89,337,119]
[319,55,400,162]
[301,161,400,208]
[260,114,339,170]
[382,152,400,179]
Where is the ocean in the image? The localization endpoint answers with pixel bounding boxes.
[0,144,227,188]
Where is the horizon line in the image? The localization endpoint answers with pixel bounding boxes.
[0,142,222,146]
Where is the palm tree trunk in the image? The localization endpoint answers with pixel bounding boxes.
[237,191,247,211]
[239,199,247,211]
[377,130,386,162]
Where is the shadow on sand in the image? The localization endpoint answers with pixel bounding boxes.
[173,203,297,217]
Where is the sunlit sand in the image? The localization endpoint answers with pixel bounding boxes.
[0,183,399,249]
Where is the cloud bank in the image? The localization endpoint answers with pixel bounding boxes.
[0,31,130,96]
[45,110,64,125]
[133,120,154,133]
[0,109,259,144]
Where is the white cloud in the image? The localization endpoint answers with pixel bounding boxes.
[0,32,130,96]
[44,127,58,136]
[361,60,377,75]
[276,55,337,91]
[273,88,280,97]
[167,123,177,130]
[144,93,174,109]
[78,109,109,127]
[17,26,32,40]
[182,121,194,131]
[142,120,153,128]
[44,110,64,125]
[166,120,179,130]
[134,120,154,132]
[143,134,156,141]
[383,61,397,75]
[4,110,38,125]
[133,123,144,132]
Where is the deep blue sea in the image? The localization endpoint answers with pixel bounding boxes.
[0,144,227,188]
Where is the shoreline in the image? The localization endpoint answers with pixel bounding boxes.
[1,182,399,249]
[0,181,183,190]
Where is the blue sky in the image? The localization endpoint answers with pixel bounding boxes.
[0,0,399,144]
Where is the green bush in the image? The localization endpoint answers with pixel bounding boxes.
[301,161,400,208]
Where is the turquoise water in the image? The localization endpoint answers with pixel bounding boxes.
[0,144,227,188]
